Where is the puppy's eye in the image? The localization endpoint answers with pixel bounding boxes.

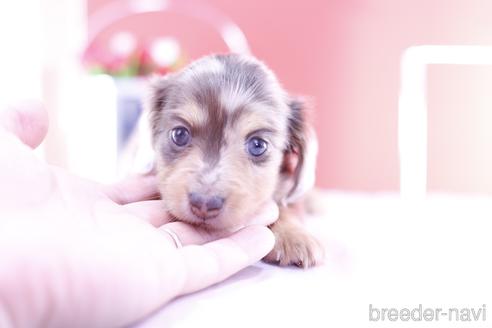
[171,126,191,147]
[247,137,268,157]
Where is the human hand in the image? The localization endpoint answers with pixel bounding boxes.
[0,101,277,327]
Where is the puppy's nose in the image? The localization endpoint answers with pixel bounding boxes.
[188,192,205,210]
[205,196,224,212]
[188,192,225,219]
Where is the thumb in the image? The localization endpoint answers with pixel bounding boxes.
[0,100,49,148]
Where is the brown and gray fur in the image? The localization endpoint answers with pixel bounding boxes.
[149,54,323,268]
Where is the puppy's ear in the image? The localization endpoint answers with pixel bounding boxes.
[147,75,173,144]
[120,76,172,176]
[279,98,318,204]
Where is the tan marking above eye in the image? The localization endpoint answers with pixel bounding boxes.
[170,103,208,128]
[245,128,276,140]
[230,106,285,131]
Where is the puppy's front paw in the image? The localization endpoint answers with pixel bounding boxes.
[263,228,324,268]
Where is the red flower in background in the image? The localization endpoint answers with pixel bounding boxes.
[82,32,185,77]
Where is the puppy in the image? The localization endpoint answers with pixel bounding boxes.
[148,54,323,268]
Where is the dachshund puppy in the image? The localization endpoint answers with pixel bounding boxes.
[148,54,323,268]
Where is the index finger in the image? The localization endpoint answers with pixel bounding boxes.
[0,100,48,148]
[158,201,279,245]
[177,225,275,295]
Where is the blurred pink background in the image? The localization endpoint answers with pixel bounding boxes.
[86,0,492,194]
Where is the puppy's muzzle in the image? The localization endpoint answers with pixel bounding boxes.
[188,192,225,219]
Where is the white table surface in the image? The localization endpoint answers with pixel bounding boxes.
[138,192,492,328]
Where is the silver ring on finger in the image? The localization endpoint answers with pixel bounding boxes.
[160,227,183,249]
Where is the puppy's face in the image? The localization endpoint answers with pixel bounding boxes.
[150,54,304,230]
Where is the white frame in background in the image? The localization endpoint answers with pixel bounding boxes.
[398,45,492,199]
